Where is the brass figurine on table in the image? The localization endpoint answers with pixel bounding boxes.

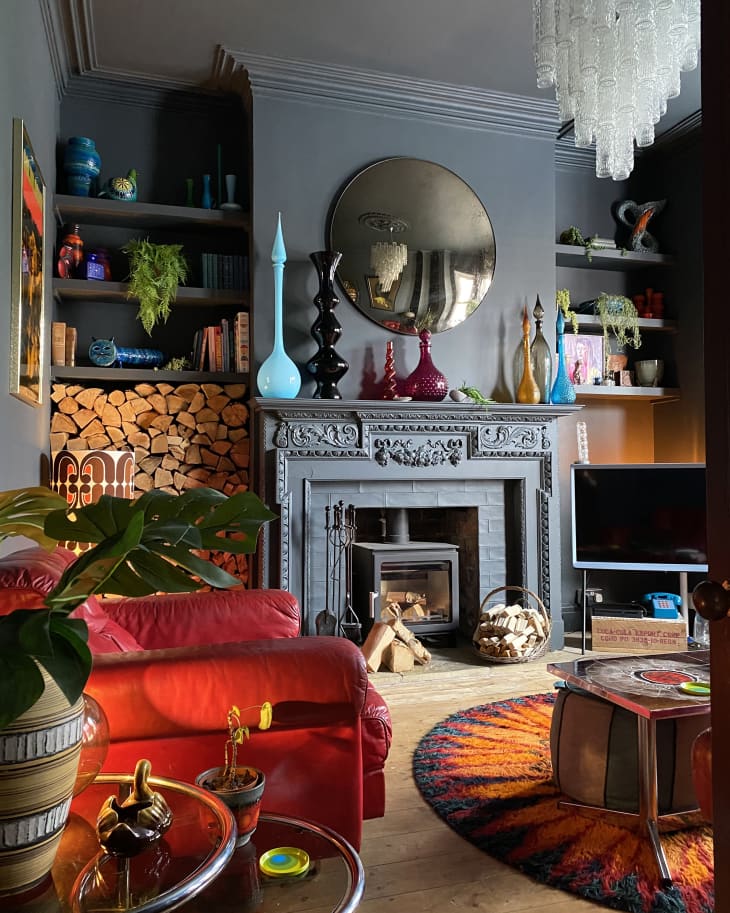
[97,759,173,856]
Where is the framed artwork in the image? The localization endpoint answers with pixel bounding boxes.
[563,333,604,385]
[366,274,401,311]
[10,118,46,406]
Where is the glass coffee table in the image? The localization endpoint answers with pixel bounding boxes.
[2,775,363,913]
[548,650,711,886]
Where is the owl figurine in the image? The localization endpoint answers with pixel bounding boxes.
[99,168,137,202]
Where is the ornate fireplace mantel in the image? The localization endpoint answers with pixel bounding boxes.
[251,399,580,644]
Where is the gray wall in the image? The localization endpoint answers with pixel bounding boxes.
[0,3,59,503]
[249,94,556,402]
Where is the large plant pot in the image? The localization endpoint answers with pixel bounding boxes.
[195,766,265,846]
[0,671,84,894]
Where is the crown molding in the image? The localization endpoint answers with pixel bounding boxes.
[213,50,560,141]
[62,72,241,114]
[554,138,595,171]
[42,0,72,99]
[60,0,97,75]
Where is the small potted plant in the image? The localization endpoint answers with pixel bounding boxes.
[196,703,273,845]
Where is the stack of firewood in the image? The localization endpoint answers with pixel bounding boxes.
[361,616,432,673]
[473,602,547,660]
[50,380,250,495]
[49,379,251,581]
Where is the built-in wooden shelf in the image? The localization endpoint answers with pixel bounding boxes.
[54,194,249,231]
[50,365,246,384]
[555,244,674,270]
[52,279,246,309]
[575,314,678,334]
[574,384,680,403]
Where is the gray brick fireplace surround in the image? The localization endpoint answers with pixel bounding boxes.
[252,399,579,646]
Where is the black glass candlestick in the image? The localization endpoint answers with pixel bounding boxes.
[305,250,349,399]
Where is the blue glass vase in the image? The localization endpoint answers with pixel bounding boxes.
[550,310,576,404]
[63,136,101,197]
[201,174,213,209]
[256,214,301,399]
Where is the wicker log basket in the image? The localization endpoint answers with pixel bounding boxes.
[472,585,551,664]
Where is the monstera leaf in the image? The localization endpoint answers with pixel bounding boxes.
[43,488,277,611]
[0,487,67,549]
[0,485,276,727]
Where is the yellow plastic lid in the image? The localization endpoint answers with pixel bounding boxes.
[259,846,310,878]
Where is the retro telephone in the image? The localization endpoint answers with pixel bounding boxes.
[641,591,682,619]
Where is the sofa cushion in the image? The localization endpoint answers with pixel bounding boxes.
[102,589,301,648]
[0,545,143,654]
[72,597,144,654]
[0,545,74,605]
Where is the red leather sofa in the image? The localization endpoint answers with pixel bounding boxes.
[0,547,392,850]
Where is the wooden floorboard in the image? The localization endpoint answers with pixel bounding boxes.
[358,643,604,911]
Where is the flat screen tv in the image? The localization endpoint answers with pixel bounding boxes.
[571,463,708,572]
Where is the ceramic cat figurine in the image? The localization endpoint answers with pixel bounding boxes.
[89,338,164,367]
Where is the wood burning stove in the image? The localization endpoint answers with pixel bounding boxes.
[352,509,459,637]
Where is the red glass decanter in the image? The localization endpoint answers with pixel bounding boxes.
[404,330,448,402]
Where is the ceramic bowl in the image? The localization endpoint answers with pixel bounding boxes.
[634,359,664,387]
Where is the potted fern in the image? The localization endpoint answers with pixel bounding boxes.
[0,485,275,891]
[196,703,273,845]
[122,238,189,334]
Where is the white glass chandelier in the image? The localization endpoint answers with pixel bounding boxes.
[533,0,701,180]
[370,240,408,292]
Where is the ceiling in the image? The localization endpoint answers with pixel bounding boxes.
[70,0,701,135]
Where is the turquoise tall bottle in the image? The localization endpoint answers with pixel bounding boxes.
[550,309,576,404]
[256,213,301,399]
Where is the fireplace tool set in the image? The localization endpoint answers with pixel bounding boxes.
[316,502,360,642]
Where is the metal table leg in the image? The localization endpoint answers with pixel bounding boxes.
[637,716,673,886]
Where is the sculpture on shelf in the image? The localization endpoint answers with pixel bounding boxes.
[97,759,172,856]
[615,199,666,253]
[89,338,164,368]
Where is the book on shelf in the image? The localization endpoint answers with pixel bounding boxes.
[234,311,249,372]
[64,326,77,367]
[193,312,249,374]
[200,252,248,290]
[51,322,66,366]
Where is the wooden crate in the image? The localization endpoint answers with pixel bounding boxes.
[591,616,687,654]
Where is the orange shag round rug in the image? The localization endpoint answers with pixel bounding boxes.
[412,692,713,913]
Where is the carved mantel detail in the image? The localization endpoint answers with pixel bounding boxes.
[373,438,463,467]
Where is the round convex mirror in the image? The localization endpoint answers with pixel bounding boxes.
[328,157,496,334]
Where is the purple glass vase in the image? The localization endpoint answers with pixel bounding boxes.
[404,330,448,401]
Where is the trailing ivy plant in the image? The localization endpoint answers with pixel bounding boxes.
[123,239,189,335]
[596,293,641,367]
[556,288,579,334]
